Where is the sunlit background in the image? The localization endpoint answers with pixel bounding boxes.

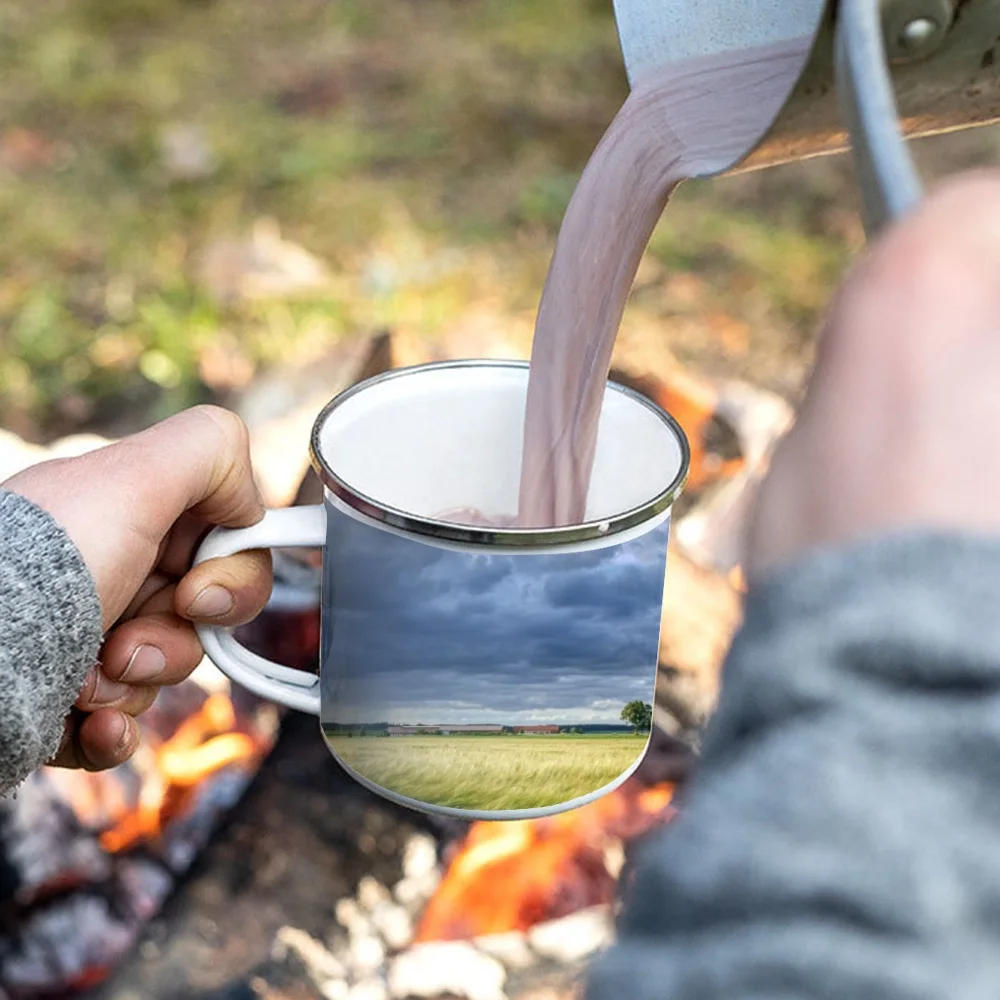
[7,0,993,446]
[3,3,1000,996]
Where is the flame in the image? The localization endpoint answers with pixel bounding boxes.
[662,385,721,491]
[52,692,269,855]
[415,779,676,941]
[170,692,238,746]
[160,732,258,786]
[609,367,745,493]
[636,784,674,813]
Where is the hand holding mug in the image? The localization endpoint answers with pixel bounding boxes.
[194,362,690,820]
[4,406,273,770]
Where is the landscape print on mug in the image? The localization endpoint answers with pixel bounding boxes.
[320,510,669,814]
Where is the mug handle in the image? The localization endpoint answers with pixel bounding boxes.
[192,505,327,715]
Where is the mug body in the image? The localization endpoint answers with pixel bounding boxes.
[310,361,688,821]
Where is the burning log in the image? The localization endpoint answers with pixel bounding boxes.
[89,682,691,1000]
[236,331,395,507]
[261,830,619,1000]
[673,379,794,576]
[610,364,793,739]
[608,365,743,505]
[656,545,741,739]
[255,774,676,1000]
[0,668,277,998]
[414,778,675,944]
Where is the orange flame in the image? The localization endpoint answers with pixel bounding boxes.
[415,779,676,942]
[96,693,263,853]
[37,692,267,855]
[610,367,745,493]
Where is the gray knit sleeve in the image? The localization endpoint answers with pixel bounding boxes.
[0,487,103,794]
[587,531,1000,1000]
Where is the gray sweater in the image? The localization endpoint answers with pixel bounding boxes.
[589,531,1000,999]
[0,488,102,793]
[4,482,1000,997]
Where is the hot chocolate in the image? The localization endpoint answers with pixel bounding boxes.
[515,39,811,528]
[431,39,811,533]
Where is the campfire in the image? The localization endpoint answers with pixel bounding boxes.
[0,335,788,999]
[253,728,688,1000]
[0,671,279,997]
[415,780,676,943]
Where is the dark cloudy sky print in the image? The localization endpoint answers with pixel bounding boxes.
[319,511,670,727]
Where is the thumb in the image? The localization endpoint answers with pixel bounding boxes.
[175,548,274,627]
[5,406,265,627]
[114,405,265,543]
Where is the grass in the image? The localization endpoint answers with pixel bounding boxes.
[323,733,648,812]
[0,0,872,442]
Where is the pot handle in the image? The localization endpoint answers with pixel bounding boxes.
[835,0,926,235]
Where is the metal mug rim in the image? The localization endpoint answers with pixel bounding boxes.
[308,359,690,548]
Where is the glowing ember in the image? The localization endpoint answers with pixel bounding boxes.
[609,367,745,493]
[415,777,676,941]
[96,693,266,853]
[44,687,271,857]
[0,638,285,994]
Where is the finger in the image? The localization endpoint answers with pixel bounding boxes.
[175,549,273,627]
[48,709,139,771]
[98,611,204,689]
[157,514,213,578]
[75,666,160,715]
[119,571,174,623]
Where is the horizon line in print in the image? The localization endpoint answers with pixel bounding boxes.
[319,500,668,812]
[321,721,649,733]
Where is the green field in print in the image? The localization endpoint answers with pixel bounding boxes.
[322,733,649,811]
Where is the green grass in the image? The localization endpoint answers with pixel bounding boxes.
[323,733,647,811]
[0,0,868,441]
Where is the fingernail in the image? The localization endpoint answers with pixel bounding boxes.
[122,644,166,684]
[113,713,136,757]
[186,585,235,619]
[107,711,127,751]
[90,669,132,706]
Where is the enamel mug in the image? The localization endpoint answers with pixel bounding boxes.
[194,361,689,820]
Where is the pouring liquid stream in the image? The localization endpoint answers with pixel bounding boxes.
[436,37,813,530]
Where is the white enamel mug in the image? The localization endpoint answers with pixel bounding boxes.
[194,361,689,820]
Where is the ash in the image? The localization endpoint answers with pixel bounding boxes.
[264,831,613,1000]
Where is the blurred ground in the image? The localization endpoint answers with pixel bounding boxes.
[1,0,999,442]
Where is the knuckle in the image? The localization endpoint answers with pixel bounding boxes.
[875,173,1000,301]
[852,226,970,333]
[928,169,1000,214]
[115,721,140,762]
[189,405,251,455]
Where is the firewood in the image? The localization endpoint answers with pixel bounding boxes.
[656,543,742,738]
[234,331,395,508]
